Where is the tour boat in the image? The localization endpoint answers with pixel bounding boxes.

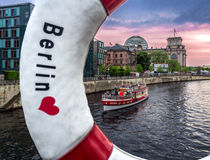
[102,84,149,111]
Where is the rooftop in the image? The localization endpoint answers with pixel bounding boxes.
[0,2,34,8]
[105,44,129,51]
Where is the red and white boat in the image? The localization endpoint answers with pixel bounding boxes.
[102,84,149,111]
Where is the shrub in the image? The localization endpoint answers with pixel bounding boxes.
[4,71,19,80]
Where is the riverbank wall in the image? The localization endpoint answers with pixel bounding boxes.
[84,75,210,94]
[0,76,210,112]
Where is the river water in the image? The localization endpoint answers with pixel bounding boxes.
[0,81,210,160]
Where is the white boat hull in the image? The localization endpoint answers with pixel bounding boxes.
[104,94,149,112]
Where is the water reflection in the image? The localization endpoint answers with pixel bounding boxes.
[0,81,210,160]
[102,101,148,124]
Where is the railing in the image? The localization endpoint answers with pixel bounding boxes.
[0,73,209,84]
[83,73,210,82]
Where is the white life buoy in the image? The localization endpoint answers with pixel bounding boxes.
[20,0,210,160]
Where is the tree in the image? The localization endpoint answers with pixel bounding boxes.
[108,65,114,76]
[157,66,164,73]
[125,65,131,76]
[150,50,169,64]
[183,67,190,73]
[99,64,106,75]
[136,51,151,71]
[192,67,198,72]
[119,66,125,76]
[136,64,144,73]
[168,60,180,73]
[175,64,181,72]
[149,65,154,72]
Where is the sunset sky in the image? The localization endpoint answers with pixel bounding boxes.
[1,0,210,66]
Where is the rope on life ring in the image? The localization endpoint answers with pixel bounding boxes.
[20,0,210,160]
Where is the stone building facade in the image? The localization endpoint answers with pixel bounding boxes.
[104,44,136,69]
[166,37,186,67]
[145,37,186,68]
[104,36,187,71]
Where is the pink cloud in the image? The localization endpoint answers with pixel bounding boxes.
[96,23,210,66]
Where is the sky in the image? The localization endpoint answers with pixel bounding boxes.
[1,0,210,66]
[96,0,210,66]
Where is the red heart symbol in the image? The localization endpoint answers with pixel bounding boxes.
[38,96,59,116]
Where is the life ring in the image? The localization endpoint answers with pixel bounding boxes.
[20,0,210,160]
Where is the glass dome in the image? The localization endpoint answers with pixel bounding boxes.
[124,36,148,49]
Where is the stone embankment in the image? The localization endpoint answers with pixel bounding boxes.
[0,76,210,111]
[84,75,210,94]
[0,81,21,112]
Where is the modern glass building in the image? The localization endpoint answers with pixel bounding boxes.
[84,40,94,77]
[93,39,104,75]
[0,3,34,73]
[84,39,104,77]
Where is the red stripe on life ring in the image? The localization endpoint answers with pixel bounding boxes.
[59,123,113,160]
[101,0,127,15]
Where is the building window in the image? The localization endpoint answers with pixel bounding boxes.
[12,8,17,16]
[1,10,6,17]
[12,50,16,58]
[14,60,19,68]
[115,54,117,58]
[3,30,8,38]
[11,29,17,37]
[171,53,177,59]
[5,61,7,68]
[6,60,10,68]
[2,50,7,58]
[0,30,2,38]
[120,54,122,57]
[6,19,9,27]
[6,19,12,27]
[25,11,29,18]
[14,18,20,26]
[5,9,10,17]
[6,40,11,48]
[14,39,19,48]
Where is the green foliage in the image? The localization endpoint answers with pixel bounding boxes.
[192,67,198,72]
[188,67,192,71]
[150,50,169,64]
[149,65,154,72]
[4,71,19,80]
[157,66,164,73]
[168,60,180,73]
[136,51,151,71]
[183,67,190,73]
[136,64,144,73]
[119,66,125,76]
[175,64,181,72]
[99,64,107,75]
[108,65,114,76]
[109,65,131,77]
[125,65,131,76]
[109,65,120,77]
[202,67,210,71]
